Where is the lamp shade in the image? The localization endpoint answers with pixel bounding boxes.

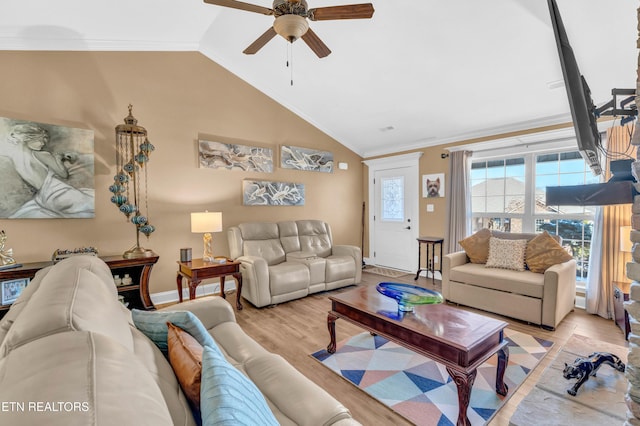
[620,226,633,253]
[191,212,222,233]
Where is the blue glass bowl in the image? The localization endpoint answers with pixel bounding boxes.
[376,282,443,312]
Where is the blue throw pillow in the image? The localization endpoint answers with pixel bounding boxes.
[200,346,279,426]
[131,309,222,356]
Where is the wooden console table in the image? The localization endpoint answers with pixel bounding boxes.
[415,236,444,284]
[176,258,243,310]
[0,255,159,319]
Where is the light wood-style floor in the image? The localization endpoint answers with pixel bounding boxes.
[192,270,628,426]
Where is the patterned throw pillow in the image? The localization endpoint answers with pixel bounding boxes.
[525,231,573,273]
[167,322,204,411]
[200,346,279,426]
[458,228,492,264]
[485,237,527,271]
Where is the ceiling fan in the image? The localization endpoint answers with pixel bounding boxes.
[204,0,375,58]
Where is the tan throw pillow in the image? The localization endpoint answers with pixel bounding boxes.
[167,321,203,409]
[458,228,492,263]
[485,237,527,271]
[526,231,573,273]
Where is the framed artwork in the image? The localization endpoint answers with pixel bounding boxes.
[422,173,445,198]
[198,140,273,173]
[243,180,305,206]
[1,277,29,305]
[280,145,333,173]
[0,117,95,219]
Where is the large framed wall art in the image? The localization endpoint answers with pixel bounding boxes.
[199,140,273,173]
[280,145,333,173]
[242,180,305,206]
[0,117,95,219]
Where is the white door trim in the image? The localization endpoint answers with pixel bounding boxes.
[363,152,423,268]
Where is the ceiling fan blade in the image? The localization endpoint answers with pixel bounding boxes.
[307,3,374,21]
[203,0,273,16]
[301,28,331,58]
[243,27,277,55]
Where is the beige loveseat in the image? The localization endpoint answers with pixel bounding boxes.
[0,256,359,425]
[228,220,362,308]
[442,230,577,330]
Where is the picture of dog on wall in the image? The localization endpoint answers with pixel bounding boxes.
[422,173,445,198]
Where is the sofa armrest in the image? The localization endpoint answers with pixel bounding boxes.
[236,255,272,308]
[442,251,469,300]
[333,245,362,283]
[160,295,236,329]
[541,259,577,329]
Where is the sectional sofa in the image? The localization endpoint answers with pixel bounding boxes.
[0,255,359,425]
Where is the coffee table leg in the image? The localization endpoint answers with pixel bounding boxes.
[446,367,476,426]
[327,312,338,353]
[496,346,509,396]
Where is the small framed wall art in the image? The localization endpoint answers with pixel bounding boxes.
[1,277,29,305]
[422,173,445,198]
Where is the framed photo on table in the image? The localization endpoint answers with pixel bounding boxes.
[1,277,29,305]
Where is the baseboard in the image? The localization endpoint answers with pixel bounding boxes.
[150,281,236,306]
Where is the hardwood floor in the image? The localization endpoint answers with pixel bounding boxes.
[206,271,628,425]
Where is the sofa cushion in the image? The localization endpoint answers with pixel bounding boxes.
[486,237,527,271]
[239,223,286,265]
[268,262,309,295]
[526,231,573,273]
[296,220,333,258]
[450,262,545,298]
[0,331,173,426]
[132,309,222,356]
[167,322,203,411]
[0,265,134,357]
[458,228,491,263]
[200,345,278,426]
[129,326,197,426]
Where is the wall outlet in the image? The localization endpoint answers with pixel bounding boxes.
[426,204,434,212]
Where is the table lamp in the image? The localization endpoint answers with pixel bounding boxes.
[191,211,222,262]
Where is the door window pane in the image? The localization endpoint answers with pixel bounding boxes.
[381,176,404,221]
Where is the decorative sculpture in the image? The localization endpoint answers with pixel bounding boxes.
[563,352,626,396]
[0,230,16,266]
[110,105,156,258]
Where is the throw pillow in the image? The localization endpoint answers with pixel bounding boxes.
[525,231,573,273]
[458,228,492,263]
[200,346,279,426]
[131,309,222,356]
[167,322,203,410]
[485,237,527,271]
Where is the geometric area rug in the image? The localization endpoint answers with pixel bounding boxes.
[311,329,553,426]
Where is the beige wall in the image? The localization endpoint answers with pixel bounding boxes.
[0,51,364,295]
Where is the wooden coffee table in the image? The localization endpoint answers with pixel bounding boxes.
[327,286,509,426]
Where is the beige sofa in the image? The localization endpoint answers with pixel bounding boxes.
[0,256,359,425]
[228,220,362,308]
[442,231,577,330]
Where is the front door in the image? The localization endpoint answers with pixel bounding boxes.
[373,166,417,271]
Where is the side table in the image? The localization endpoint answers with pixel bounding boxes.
[415,236,444,284]
[613,280,630,340]
[176,258,243,310]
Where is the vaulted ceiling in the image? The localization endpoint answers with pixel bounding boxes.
[1,0,637,157]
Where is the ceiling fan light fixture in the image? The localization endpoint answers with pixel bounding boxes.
[273,14,309,43]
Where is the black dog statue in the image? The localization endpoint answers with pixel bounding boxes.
[562,352,626,396]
